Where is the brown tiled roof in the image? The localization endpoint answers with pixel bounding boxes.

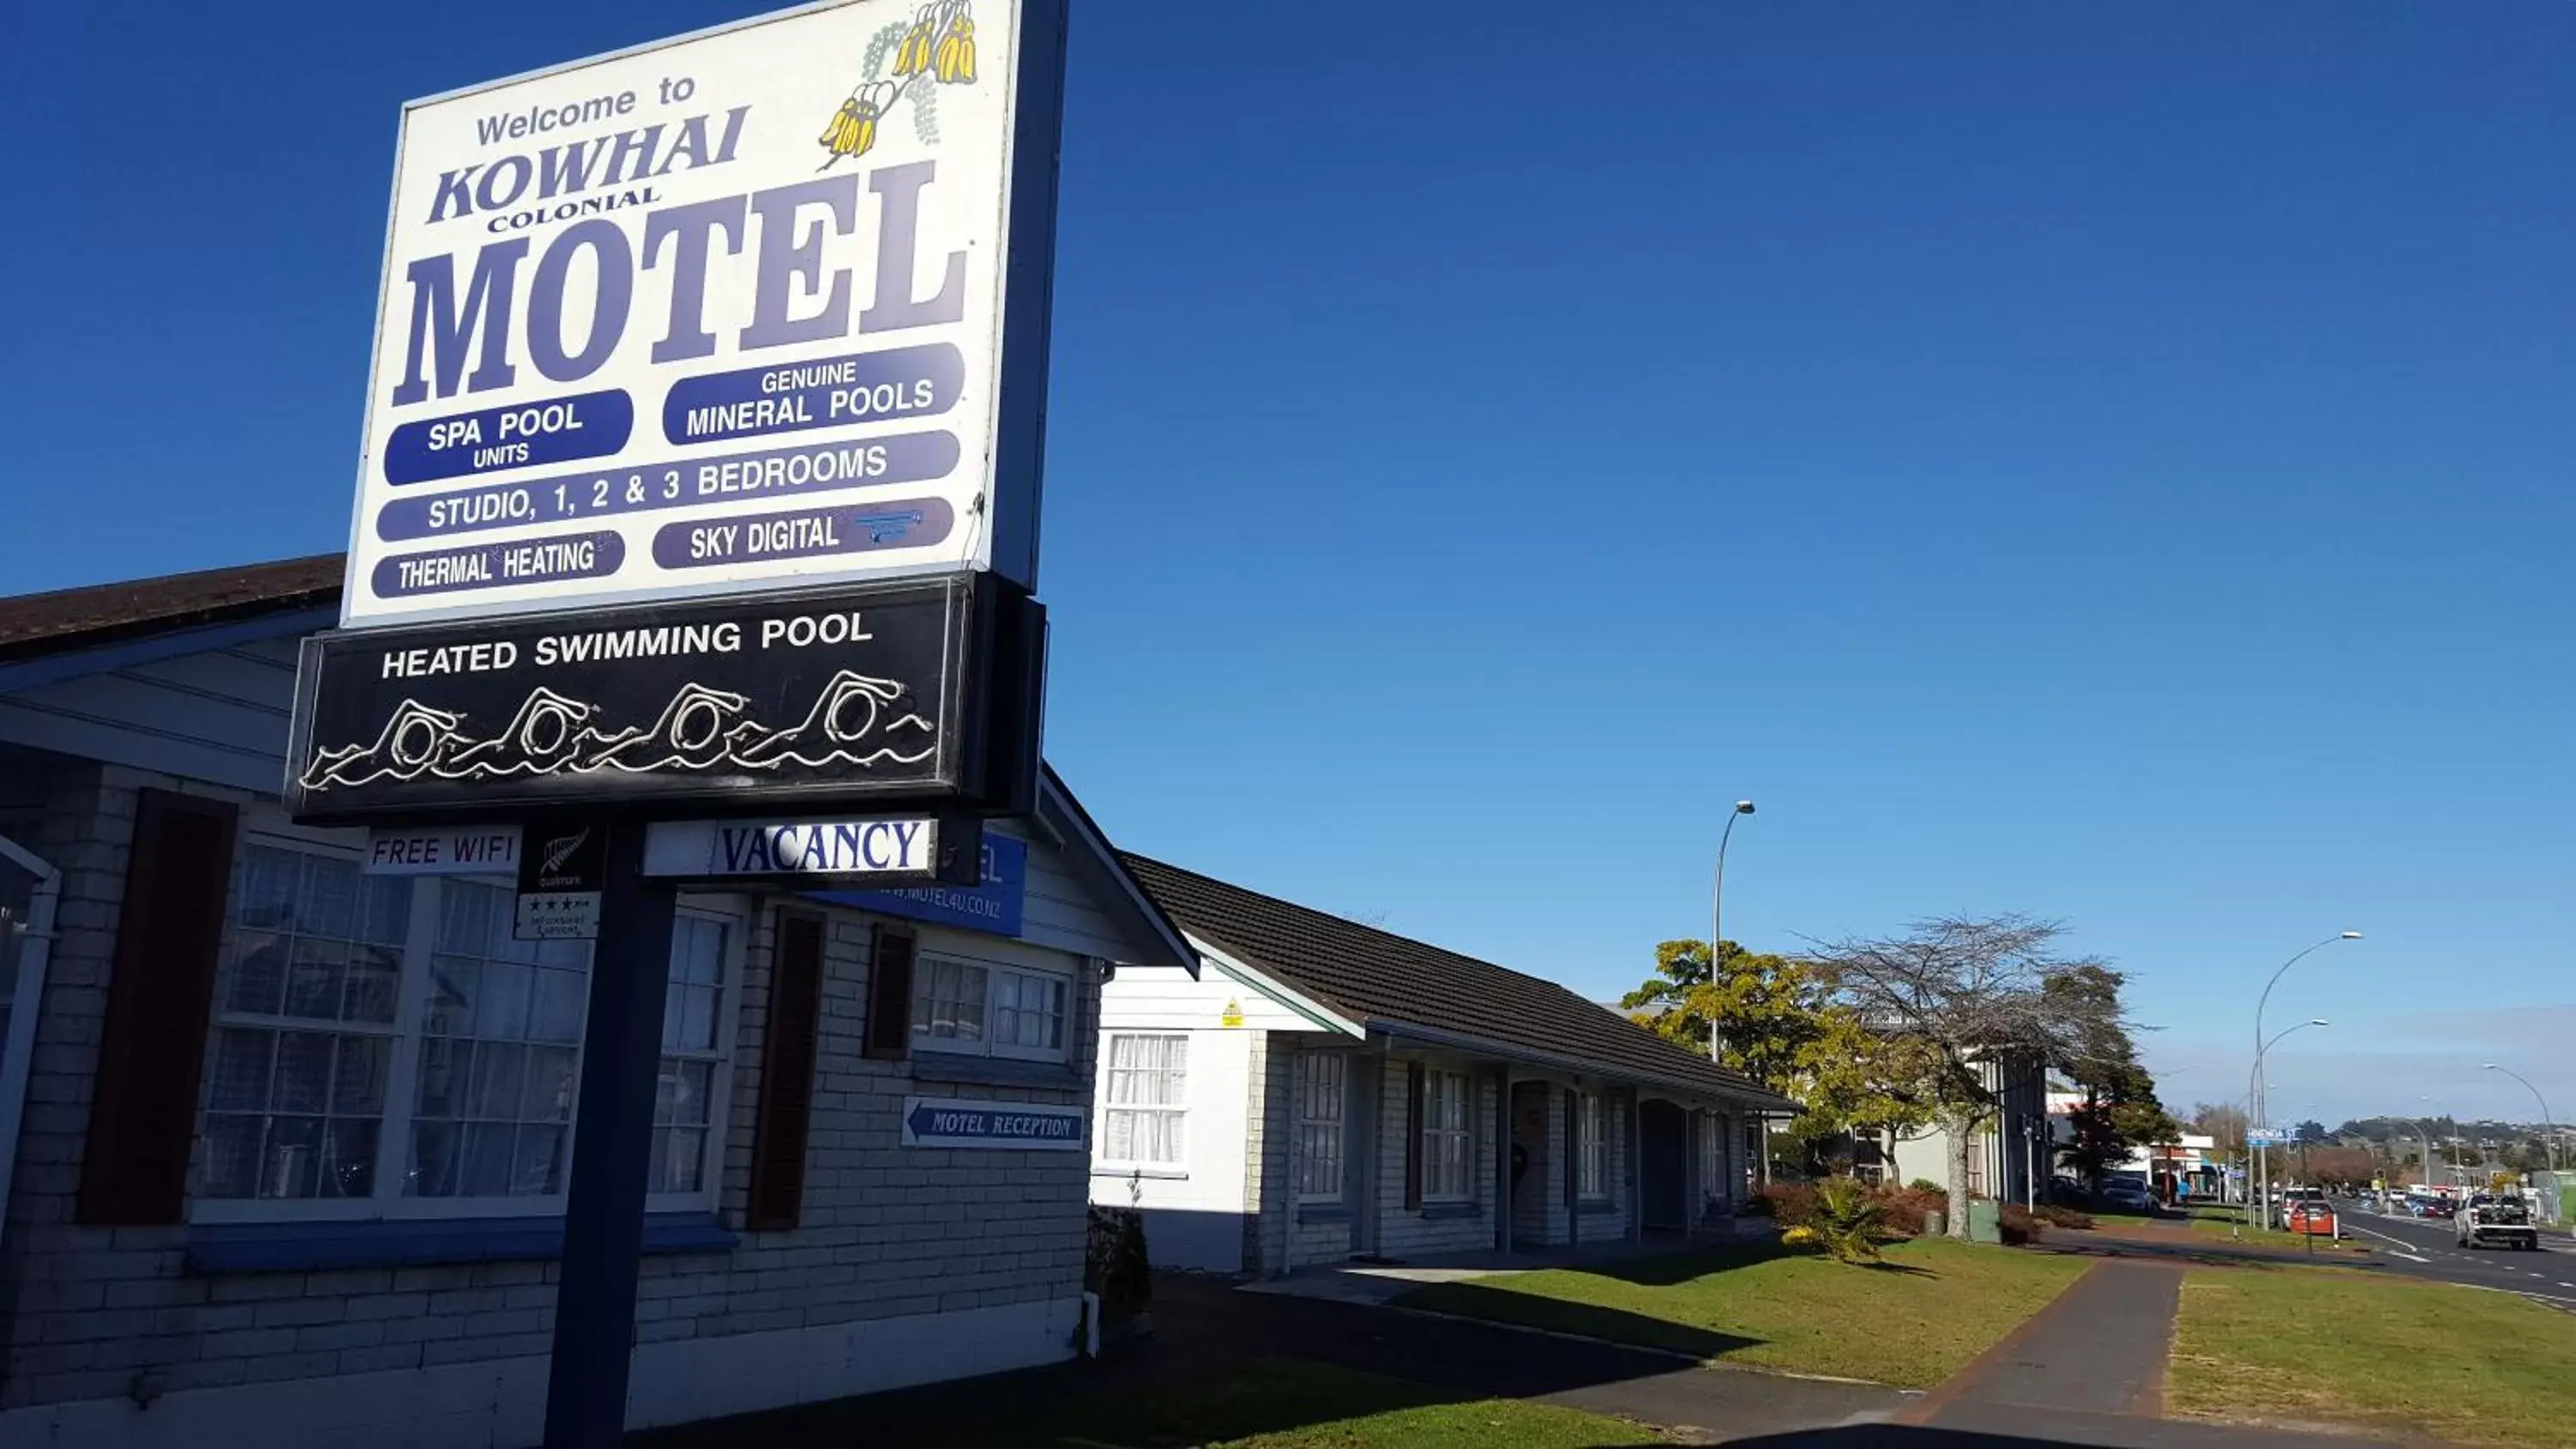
[1121,853,1792,1106]
[0,555,342,665]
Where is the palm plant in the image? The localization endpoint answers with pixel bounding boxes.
[1810,1176,1887,1264]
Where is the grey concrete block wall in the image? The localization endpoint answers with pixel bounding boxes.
[1370,1056,1496,1262]
[1242,1038,1352,1275]
[0,761,1101,1415]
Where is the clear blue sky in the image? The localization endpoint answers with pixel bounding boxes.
[9,3,2573,1127]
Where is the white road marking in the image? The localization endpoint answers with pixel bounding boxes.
[2344,1222,2433,1261]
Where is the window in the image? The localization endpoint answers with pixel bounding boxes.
[1422,1069,1472,1200]
[652,913,732,1195]
[195,838,743,1219]
[1577,1092,1608,1199]
[1293,1052,1345,1200]
[911,950,1069,1061]
[202,847,409,1201]
[1102,1034,1187,1167]
[410,880,587,1198]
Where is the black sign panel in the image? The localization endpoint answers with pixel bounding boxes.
[285,576,1039,824]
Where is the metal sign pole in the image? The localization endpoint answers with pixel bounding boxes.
[543,822,677,1449]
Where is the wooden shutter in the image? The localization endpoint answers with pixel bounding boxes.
[77,790,238,1225]
[746,909,827,1232]
[862,921,917,1061]
[1401,1061,1425,1210]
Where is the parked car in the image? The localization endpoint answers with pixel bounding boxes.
[2099,1179,2156,1212]
[2287,1200,2337,1237]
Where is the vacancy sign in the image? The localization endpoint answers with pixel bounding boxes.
[342,0,1040,627]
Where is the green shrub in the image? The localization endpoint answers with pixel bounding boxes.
[1910,1179,1947,1196]
[1085,1205,1152,1322]
[1812,1178,1888,1264]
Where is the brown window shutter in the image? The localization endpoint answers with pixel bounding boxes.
[746,909,827,1232]
[77,789,239,1225]
[1401,1061,1425,1210]
[861,921,917,1061]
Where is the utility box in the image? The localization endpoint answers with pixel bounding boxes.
[1968,1198,2002,1244]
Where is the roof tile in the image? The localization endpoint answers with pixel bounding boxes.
[1121,852,1790,1106]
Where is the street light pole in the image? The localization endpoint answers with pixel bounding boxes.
[1710,799,1755,1064]
[2252,932,2360,1229]
[1710,799,1757,1188]
[2485,1064,2560,1223]
[2245,1020,2326,1233]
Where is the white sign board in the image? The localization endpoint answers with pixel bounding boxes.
[363,825,522,875]
[641,815,944,878]
[343,0,1049,628]
[899,1095,1085,1150]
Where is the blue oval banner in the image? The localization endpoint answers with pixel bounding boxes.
[382,391,634,485]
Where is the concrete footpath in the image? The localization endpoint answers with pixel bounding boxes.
[1861,1258,2405,1449]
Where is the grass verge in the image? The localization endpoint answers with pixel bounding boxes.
[2170,1264,2576,1446]
[641,1357,1661,1449]
[2184,1215,2369,1255]
[1056,1359,1664,1449]
[1396,1236,2087,1388]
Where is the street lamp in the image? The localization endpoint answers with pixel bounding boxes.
[1710,798,1759,1191]
[2245,1019,2328,1230]
[2485,1065,2560,1222]
[1709,800,1756,1064]
[2251,932,2360,1228]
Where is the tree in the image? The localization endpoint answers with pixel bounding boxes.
[1625,939,1822,1087]
[2041,964,2176,1194]
[2294,1119,2329,1145]
[2191,1102,2249,1157]
[2303,1146,2379,1191]
[1807,915,2130,1240]
[1625,939,1924,1150]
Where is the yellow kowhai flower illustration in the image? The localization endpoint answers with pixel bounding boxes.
[933,2,976,85]
[817,81,896,167]
[892,4,936,78]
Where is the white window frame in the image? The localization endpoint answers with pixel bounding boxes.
[908,930,1075,1064]
[1098,1032,1188,1172]
[1292,1051,1346,1203]
[649,906,748,1203]
[1577,1091,1609,1200]
[191,819,747,1224]
[1421,1068,1473,1202]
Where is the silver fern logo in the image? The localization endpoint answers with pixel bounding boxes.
[540,828,592,876]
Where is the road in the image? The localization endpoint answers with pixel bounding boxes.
[2326,1199,2576,1312]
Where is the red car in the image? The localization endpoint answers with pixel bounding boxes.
[2287,1201,2338,1237]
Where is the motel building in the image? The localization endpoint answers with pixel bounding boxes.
[1092,858,1796,1275]
[0,556,1197,1447]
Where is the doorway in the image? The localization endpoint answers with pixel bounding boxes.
[1639,1098,1688,1232]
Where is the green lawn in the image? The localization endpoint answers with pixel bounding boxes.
[2171,1264,2576,1446]
[1397,1237,2087,1387]
[1054,1360,1662,1449]
[641,1358,1662,1449]
[2184,1215,2370,1256]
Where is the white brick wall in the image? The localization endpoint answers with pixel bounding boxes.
[0,761,1104,1438]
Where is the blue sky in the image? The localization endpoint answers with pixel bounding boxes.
[9,3,2573,1126]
